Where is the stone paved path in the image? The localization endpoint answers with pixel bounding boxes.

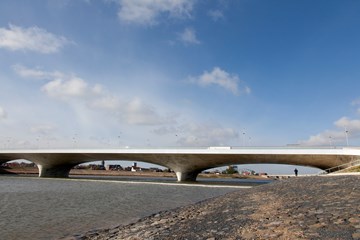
[71,176,360,240]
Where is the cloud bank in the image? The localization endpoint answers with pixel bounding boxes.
[301,116,360,146]
[14,65,174,126]
[13,65,242,147]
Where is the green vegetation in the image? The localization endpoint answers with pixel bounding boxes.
[343,166,360,172]
[222,166,238,174]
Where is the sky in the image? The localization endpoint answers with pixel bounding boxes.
[1,0,360,174]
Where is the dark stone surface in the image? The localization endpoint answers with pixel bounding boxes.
[74,175,360,240]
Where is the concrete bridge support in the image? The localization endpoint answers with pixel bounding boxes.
[38,164,74,178]
[175,170,201,182]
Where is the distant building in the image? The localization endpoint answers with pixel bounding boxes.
[105,165,123,171]
[124,166,132,171]
[2,162,36,168]
[239,168,256,175]
[131,162,142,172]
[89,164,105,170]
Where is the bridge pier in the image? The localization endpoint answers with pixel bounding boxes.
[38,164,73,178]
[175,171,200,182]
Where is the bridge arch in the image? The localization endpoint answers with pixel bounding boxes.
[0,158,38,174]
[1,148,359,181]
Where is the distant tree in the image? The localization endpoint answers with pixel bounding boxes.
[223,166,238,174]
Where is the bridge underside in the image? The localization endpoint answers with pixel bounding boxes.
[1,149,360,181]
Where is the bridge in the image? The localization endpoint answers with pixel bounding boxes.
[0,147,359,181]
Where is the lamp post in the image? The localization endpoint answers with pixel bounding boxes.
[345,127,349,146]
[329,136,333,147]
[242,132,246,147]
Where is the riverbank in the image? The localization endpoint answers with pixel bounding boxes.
[74,175,360,240]
[0,176,241,240]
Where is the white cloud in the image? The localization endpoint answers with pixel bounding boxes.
[351,99,360,106]
[116,0,194,25]
[178,27,200,44]
[176,123,238,146]
[14,64,97,100]
[90,95,120,110]
[0,24,70,53]
[301,130,344,146]
[189,67,250,96]
[91,96,175,125]
[153,123,238,146]
[0,106,7,119]
[300,116,360,146]
[42,77,89,99]
[351,99,360,114]
[152,126,178,135]
[244,86,251,94]
[207,9,224,21]
[125,98,174,125]
[334,117,360,130]
[41,77,172,125]
[12,64,63,80]
[30,124,56,135]
[15,65,173,126]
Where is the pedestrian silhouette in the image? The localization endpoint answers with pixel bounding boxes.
[294,168,298,177]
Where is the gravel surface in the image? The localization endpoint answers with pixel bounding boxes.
[66,175,360,240]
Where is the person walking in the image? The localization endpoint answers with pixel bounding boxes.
[294,168,298,177]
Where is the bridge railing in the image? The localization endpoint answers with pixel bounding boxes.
[2,145,357,151]
[318,159,360,174]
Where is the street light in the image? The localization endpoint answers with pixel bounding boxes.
[242,132,246,147]
[118,135,121,147]
[344,127,349,146]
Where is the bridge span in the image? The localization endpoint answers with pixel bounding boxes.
[0,147,360,181]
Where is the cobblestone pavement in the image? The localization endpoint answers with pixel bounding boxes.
[70,176,360,240]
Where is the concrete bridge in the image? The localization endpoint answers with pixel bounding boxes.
[0,147,360,181]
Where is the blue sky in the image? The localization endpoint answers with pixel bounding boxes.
[1,0,360,173]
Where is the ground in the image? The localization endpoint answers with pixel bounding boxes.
[69,175,360,240]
